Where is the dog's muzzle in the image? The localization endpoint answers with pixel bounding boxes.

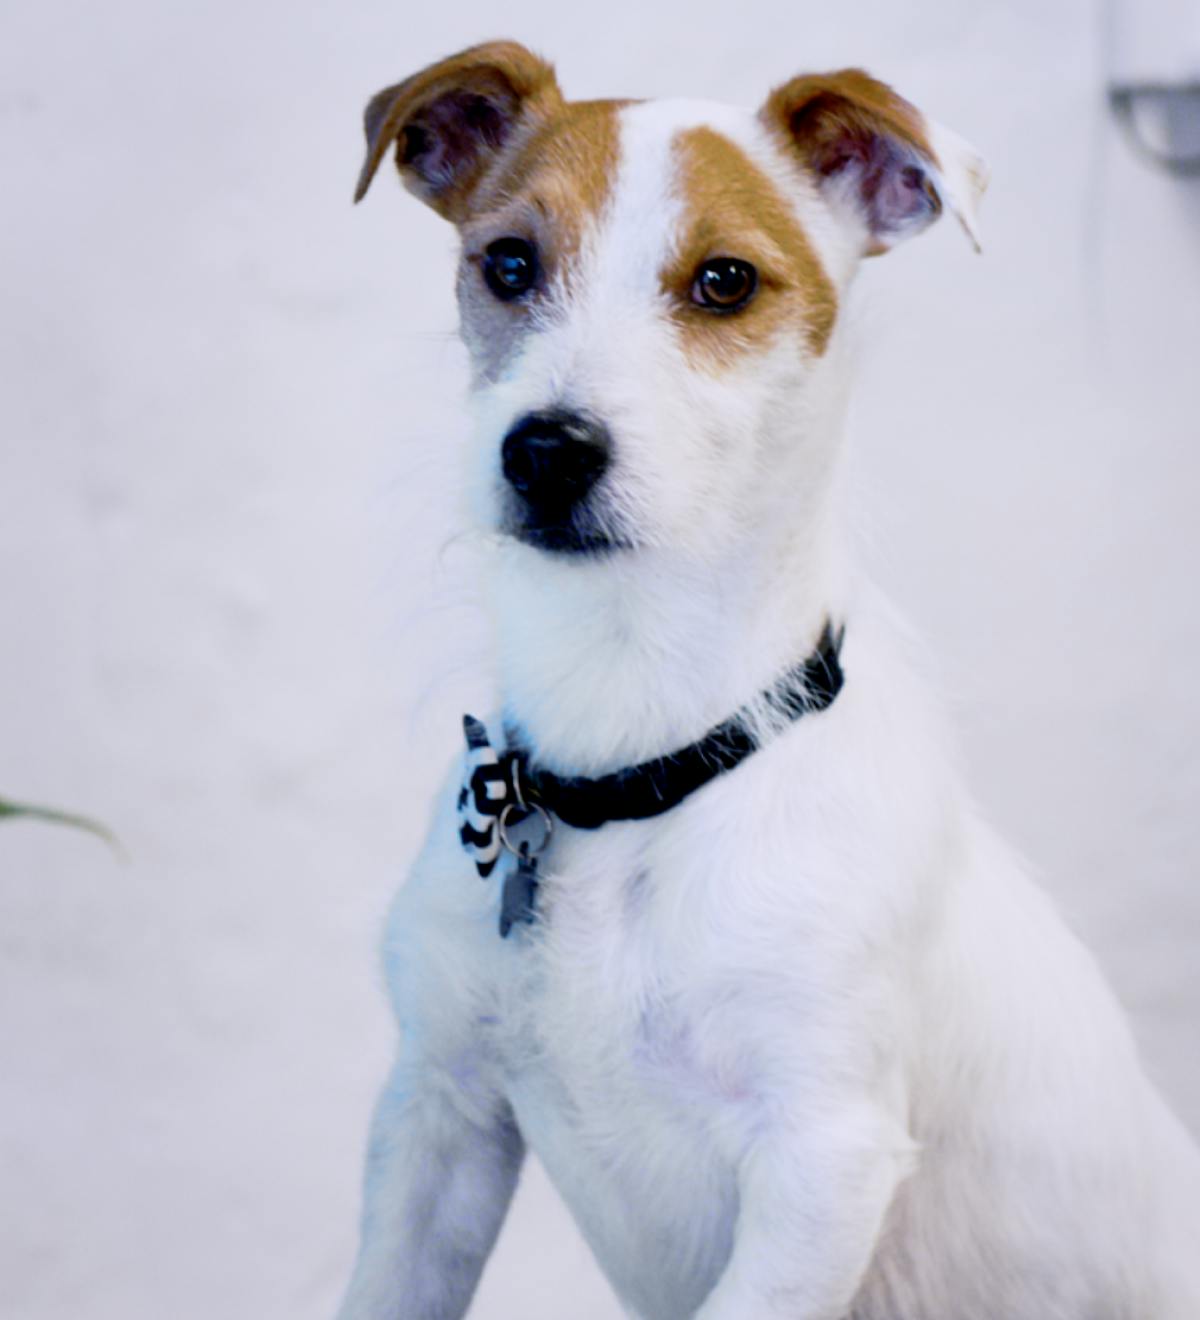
[500,409,615,553]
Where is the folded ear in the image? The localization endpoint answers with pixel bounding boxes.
[354,40,562,219]
[761,69,987,255]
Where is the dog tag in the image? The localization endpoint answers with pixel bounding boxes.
[487,779,553,940]
[499,841,540,938]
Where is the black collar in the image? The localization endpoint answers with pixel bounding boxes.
[507,620,845,831]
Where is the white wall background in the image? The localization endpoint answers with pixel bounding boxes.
[1,1,1197,1317]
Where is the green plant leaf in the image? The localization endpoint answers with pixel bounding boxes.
[0,797,123,857]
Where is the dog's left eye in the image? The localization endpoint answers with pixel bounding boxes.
[483,237,538,301]
[692,258,758,312]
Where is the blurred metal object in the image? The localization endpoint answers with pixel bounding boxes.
[1108,80,1200,175]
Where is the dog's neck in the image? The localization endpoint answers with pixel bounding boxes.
[490,494,847,777]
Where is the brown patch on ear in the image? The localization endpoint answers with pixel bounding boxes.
[669,127,837,371]
[763,69,934,176]
[354,40,563,220]
[761,69,964,255]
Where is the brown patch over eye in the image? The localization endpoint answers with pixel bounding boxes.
[456,99,626,383]
[475,99,625,270]
[669,126,837,369]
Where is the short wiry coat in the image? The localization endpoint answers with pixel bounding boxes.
[339,41,1200,1320]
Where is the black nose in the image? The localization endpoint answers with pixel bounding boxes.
[501,410,611,513]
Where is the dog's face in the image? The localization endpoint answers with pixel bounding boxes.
[357,43,985,561]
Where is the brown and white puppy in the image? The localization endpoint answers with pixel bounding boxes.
[339,41,1200,1320]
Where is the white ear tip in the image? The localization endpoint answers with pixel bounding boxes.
[961,151,990,251]
[926,119,988,253]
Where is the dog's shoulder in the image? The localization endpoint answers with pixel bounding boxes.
[378,756,507,1036]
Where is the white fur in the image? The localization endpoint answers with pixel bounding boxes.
[339,95,1200,1320]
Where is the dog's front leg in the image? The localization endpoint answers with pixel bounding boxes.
[336,1057,525,1320]
[694,1102,911,1320]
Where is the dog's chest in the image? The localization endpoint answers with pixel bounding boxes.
[481,824,760,1318]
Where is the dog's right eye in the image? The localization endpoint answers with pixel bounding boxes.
[483,238,538,301]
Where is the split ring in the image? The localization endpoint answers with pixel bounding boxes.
[498,801,554,858]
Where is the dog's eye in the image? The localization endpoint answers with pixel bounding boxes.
[483,237,538,301]
[691,258,757,312]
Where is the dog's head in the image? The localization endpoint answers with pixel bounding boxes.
[356,42,986,561]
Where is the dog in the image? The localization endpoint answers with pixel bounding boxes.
[339,41,1200,1320]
